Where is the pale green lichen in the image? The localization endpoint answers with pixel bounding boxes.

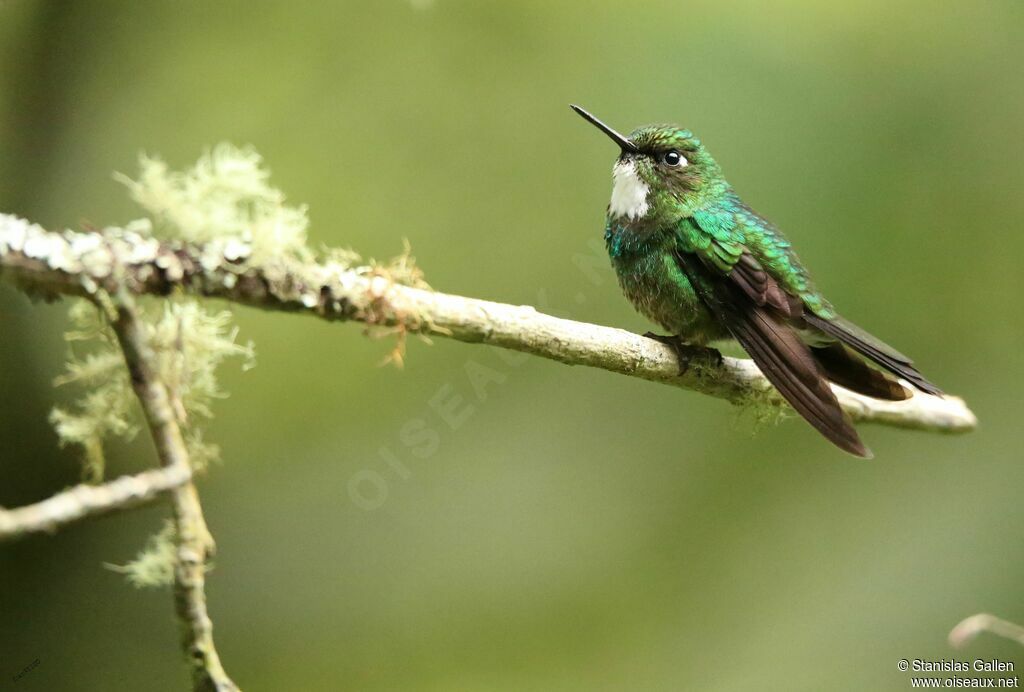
[321,239,430,289]
[51,302,135,481]
[372,239,431,290]
[51,298,253,481]
[115,143,310,266]
[54,298,250,588]
[183,429,221,473]
[142,301,255,421]
[321,245,363,270]
[732,385,792,433]
[104,519,178,588]
[317,240,433,367]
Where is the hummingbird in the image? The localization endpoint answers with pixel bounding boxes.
[571,104,941,457]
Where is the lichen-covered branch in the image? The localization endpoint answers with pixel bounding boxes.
[0,466,191,542]
[107,292,239,692]
[0,212,976,434]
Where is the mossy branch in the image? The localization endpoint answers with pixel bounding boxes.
[0,212,976,434]
[107,291,239,692]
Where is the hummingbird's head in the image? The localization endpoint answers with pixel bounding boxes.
[571,105,722,221]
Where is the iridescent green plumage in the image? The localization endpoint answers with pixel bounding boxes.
[573,106,941,457]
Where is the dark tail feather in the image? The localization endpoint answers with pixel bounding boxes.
[674,251,870,457]
[728,307,872,458]
[812,343,910,401]
[804,313,943,396]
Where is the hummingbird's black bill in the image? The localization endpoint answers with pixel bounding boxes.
[570,104,638,154]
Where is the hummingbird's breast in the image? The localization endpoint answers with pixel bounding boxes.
[605,220,726,343]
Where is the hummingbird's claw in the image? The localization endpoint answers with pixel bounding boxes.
[642,332,723,375]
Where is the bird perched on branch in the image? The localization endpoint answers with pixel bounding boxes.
[571,104,941,457]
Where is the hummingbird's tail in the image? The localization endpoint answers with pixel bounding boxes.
[803,313,943,396]
[724,303,872,458]
[810,342,911,401]
[675,251,871,458]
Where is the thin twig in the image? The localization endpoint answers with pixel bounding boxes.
[108,291,239,692]
[0,213,977,434]
[0,465,191,542]
[950,613,1024,649]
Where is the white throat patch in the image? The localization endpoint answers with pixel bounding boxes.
[609,160,650,220]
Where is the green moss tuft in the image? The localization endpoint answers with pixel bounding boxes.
[115,143,311,265]
[732,385,792,433]
[104,520,178,588]
[51,298,253,480]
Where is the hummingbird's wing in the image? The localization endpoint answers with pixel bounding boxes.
[722,198,942,397]
[722,250,911,400]
[673,244,870,458]
[674,196,943,455]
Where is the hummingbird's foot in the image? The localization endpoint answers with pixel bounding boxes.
[642,332,723,375]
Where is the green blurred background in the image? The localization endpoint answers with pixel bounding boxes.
[1,1,1022,690]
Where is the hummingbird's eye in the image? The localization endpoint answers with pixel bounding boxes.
[662,151,686,167]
